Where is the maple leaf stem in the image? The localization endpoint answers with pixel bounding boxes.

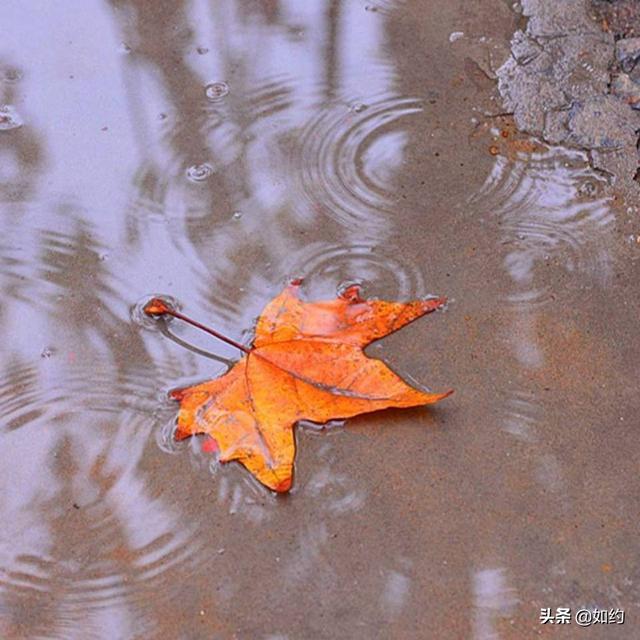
[143,298,251,354]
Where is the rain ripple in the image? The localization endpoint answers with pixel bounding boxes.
[204,81,229,102]
[0,359,206,622]
[471,146,614,306]
[292,97,424,235]
[244,75,294,121]
[185,163,214,183]
[279,241,429,300]
[0,508,203,636]
[0,361,176,434]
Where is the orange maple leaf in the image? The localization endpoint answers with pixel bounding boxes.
[144,281,451,492]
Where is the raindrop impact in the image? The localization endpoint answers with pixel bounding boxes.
[205,81,229,102]
[0,105,23,131]
[186,163,214,182]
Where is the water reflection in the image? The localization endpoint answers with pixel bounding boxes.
[1,0,429,633]
[472,567,517,640]
[280,241,430,299]
[469,134,615,555]
[473,144,614,306]
[292,97,424,234]
[0,58,44,204]
[381,568,410,619]
[0,0,631,636]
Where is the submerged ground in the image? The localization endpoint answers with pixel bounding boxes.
[1,0,639,638]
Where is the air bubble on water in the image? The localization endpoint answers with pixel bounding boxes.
[449,31,464,43]
[0,105,23,131]
[196,46,209,55]
[186,163,214,182]
[40,347,55,359]
[158,112,168,120]
[98,252,110,261]
[349,102,367,113]
[119,42,132,54]
[232,211,242,220]
[205,81,229,102]
[364,4,378,12]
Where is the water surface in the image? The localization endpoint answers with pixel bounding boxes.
[1,1,638,638]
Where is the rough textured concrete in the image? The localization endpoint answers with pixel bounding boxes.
[496,0,640,195]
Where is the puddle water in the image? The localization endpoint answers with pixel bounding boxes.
[1,0,639,638]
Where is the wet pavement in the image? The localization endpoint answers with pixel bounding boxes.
[1,1,639,638]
